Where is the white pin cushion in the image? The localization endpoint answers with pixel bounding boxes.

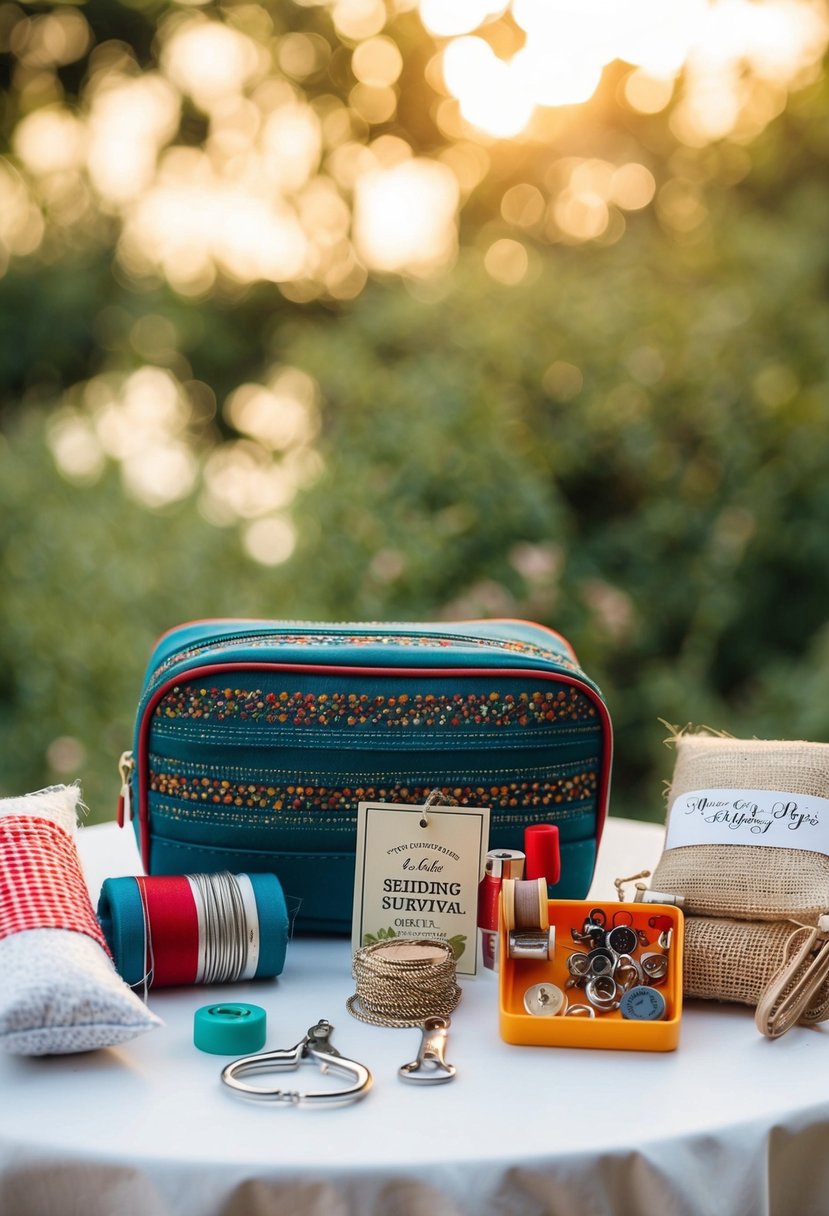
[0,784,161,1055]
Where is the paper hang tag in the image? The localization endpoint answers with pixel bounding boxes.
[352,797,490,977]
[665,787,829,854]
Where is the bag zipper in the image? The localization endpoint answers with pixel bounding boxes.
[141,625,585,702]
[117,750,135,826]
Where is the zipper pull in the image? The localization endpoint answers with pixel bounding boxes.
[117,751,135,827]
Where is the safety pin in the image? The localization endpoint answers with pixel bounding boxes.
[398,1016,456,1084]
[221,1019,372,1107]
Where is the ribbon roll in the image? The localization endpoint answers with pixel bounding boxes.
[502,878,549,933]
[502,877,553,962]
[97,871,288,989]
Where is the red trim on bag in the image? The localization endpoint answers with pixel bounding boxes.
[0,815,112,953]
[133,662,613,873]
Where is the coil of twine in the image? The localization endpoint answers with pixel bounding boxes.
[347,938,462,1027]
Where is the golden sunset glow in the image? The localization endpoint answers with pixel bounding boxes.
[3,0,825,308]
[429,0,828,137]
[5,0,826,535]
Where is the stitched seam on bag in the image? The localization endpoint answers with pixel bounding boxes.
[147,799,596,828]
[147,752,598,782]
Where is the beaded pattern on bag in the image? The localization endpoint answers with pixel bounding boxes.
[154,686,599,729]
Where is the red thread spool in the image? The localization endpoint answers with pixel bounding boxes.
[98,871,288,990]
[524,824,561,886]
[136,875,201,987]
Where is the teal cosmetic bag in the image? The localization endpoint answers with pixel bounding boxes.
[119,620,612,932]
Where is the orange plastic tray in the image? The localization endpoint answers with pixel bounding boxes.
[498,898,684,1051]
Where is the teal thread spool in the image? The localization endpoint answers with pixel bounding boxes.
[98,871,289,990]
[194,1003,267,1054]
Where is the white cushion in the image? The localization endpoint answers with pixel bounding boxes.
[0,784,161,1055]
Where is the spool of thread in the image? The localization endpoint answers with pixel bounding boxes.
[478,848,526,970]
[524,824,561,886]
[501,878,554,961]
[347,938,462,1028]
[97,871,288,989]
[502,878,549,932]
[194,1003,267,1055]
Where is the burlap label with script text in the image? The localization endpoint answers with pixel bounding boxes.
[652,735,829,921]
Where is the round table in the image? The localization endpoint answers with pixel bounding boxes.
[1,817,827,1216]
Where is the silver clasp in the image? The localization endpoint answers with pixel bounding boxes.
[221,1019,373,1107]
[398,1016,456,1084]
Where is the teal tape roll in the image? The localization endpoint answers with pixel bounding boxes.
[194,1003,267,1055]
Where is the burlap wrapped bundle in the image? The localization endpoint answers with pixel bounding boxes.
[684,915,829,1025]
[684,916,800,1005]
[651,734,829,922]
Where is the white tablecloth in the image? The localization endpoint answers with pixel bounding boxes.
[1,817,828,1216]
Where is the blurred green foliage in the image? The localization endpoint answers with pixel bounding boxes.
[1,1,829,825]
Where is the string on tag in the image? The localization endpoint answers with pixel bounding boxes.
[419,788,458,829]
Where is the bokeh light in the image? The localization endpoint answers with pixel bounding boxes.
[431,0,828,140]
[2,0,823,300]
[353,158,459,273]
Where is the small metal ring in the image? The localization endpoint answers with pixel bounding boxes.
[585,975,620,1012]
[613,954,643,991]
[585,946,615,976]
[567,952,590,977]
[565,1003,595,1018]
[641,952,669,984]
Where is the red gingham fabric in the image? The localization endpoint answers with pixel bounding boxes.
[0,815,110,953]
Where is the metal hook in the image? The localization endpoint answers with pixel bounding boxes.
[398,1016,456,1084]
[221,1019,373,1107]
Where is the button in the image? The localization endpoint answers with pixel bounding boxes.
[523,982,565,1016]
[620,985,666,1021]
[607,925,638,956]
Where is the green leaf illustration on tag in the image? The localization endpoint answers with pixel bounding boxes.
[448,934,466,960]
[363,927,397,946]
